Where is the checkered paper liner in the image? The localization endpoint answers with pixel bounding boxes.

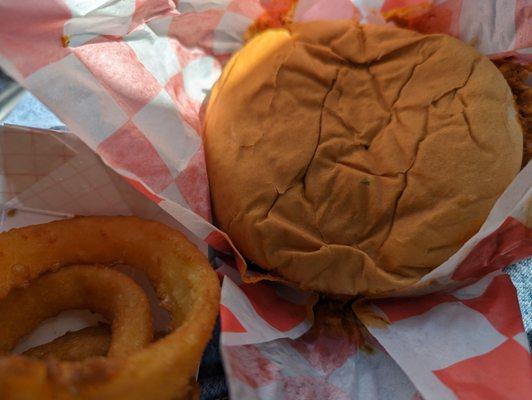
[0,125,76,204]
[0,124,199,352]
[0,0,531,399]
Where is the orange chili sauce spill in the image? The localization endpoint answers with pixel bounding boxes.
[245,0,299,41]
[382,2,453,35]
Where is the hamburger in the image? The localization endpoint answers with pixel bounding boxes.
[204,20,523,297]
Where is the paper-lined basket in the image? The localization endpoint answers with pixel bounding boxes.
[0,0,530,399]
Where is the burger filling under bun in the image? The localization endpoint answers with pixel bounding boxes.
[204,21,523,297]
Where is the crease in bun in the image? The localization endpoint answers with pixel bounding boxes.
[205,21,523,297]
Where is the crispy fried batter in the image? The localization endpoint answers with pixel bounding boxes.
[23,326,110,362]
[494,59,532,166]
[309,299,375,351]
[0,216,220,400]
[0,265,152,358]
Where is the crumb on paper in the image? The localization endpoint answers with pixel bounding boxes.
[361,343,375,354]
[61,35,70,48]
[468,36,479,48]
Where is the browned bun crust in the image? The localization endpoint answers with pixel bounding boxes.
[204,21,523,297]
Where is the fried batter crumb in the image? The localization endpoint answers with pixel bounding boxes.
[494,58,532,166]
[493,59,531,166]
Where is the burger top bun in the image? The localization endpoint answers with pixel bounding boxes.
[204,21,523,297]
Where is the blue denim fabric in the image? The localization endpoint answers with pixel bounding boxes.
[199,319,228,400]
[506,257,532,346]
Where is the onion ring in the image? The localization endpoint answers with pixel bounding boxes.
[0,265,152,357]
[0,216,220,400]
[23,326,110,361]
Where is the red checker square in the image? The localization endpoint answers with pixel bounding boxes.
[461,275,525,338]
[174,45,203,76]
[228,0,264,19]
[291,328,357,375]
[453,217,532,281]
[0,0,71,77]
[375,293,457,323]
[124,177,163,204]
[514,0,532,51]
[235,254,247,274]
[413,0,462,36]
[98,121,173,193]
[131,0,174,32]
[168,10,225,52]
[239,283,308,332]
[224,344,280,388]
[434,339,532,400]
[299,0,361,22]
[73,37,162,117]
[166,72,202,134]
[283,376,351,400]
[220,304,247,333]
[176,148,211,220]
[205,230,233,254]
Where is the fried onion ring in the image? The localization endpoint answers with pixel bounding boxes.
[0,216,220,400]
[23,326,110,361]
[0,265,152,357]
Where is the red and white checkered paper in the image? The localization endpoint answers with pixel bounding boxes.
[0,0,530,399]
[0,124,191,352]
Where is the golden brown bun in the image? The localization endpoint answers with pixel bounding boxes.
[204,21,523,297]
